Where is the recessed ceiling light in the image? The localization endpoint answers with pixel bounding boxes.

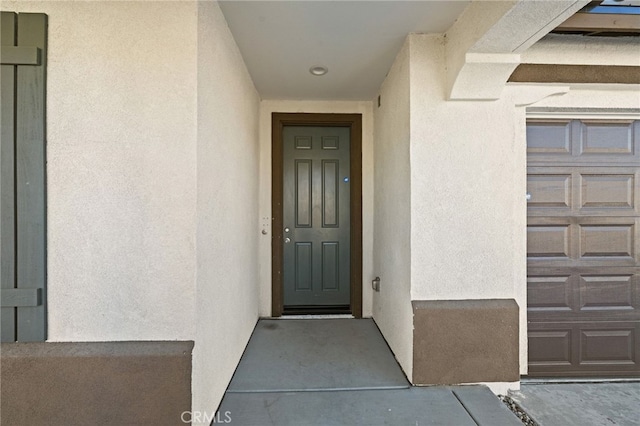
[309,66,328,76]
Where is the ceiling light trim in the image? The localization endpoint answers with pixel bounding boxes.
[309,66,328,76]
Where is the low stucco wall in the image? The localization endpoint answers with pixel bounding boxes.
[1,341,193,425]
[412,300,519,385]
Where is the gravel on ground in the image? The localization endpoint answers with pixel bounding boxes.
[498,394,540,426]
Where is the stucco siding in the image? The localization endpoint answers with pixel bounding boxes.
[522,34,640,67]
[1,0,199,341]
[409,34,524,301]
[408,34,527,377]
[372,38,414,379]
[528,88,640,111]
[193,0,261,417]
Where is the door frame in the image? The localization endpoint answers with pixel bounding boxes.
[271,113,363,318]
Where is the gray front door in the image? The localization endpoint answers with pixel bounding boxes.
[282,126,351,309]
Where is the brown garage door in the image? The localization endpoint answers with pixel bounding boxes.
[527,119,640,377]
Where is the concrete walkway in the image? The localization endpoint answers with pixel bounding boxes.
[219,319,522,425]
[510,382,640,426]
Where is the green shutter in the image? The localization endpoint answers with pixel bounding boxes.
[1,12,47,342]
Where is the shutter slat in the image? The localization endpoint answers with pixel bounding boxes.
[15,12,48,342]
[0,46,40,65]
[1,11,17,342]
[1,288,42,307]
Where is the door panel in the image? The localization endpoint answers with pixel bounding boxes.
[295,160,312,227]
[283,126,350,308]
[527,119,640,377]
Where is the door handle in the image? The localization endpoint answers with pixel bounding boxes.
[284,237,291,244]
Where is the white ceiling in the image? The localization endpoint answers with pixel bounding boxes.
[218,1,470,101]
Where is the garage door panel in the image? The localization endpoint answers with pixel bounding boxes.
[527,119,639,377]
[527,174,571,210]
[528,328,572,366]
[527,220,640,267]
[577,218,639,266]
[526,120,572,156]
[580,173,635,210]
[578,168,640,217]
[526,219,638,267]
[579,224,635,260]
[580,328,636,365]
[579,121,636,158]
[528,275,572,312]
[580,275,635,312]
[527,322,640,377]
[528,120,640,166]
[528,270,639,321]
[527,225,571,259]
[528,168,639,217]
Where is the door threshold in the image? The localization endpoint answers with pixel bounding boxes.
[276,314,355,320]
[283,305,351,316]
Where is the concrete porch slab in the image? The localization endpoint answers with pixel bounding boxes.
[220,387,474,426]
[220,386,522,426]
[220,318,521,425]
[227,319,409,392]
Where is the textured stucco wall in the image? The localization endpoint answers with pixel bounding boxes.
[372,39,413,379]
[410,34,524,301]
[528,87,640,110]
[193,1,260,418]
[258,100,375,318]
[1,1,199,341]
[522,34,640,66]
[408,34,527,377]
